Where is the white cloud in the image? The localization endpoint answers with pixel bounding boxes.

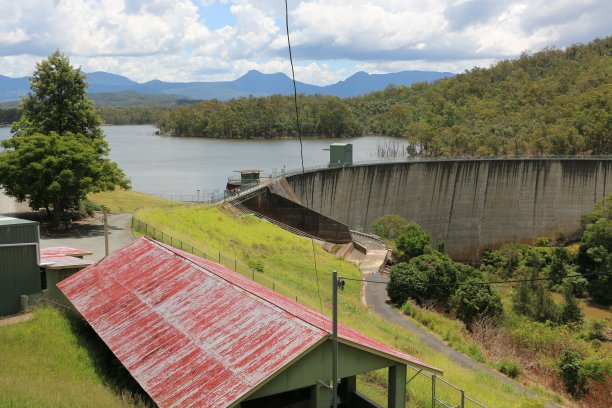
[0,0,609,83]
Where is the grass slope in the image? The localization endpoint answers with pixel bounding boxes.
[135,204,552,407]
[88,189,175,213]
[0,308,149,408]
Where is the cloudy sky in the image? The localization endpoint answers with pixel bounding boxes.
[0,0,609,85]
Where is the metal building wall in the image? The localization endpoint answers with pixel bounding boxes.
[0,220,41,316]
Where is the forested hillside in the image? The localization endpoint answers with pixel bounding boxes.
[2,37,609,154]
[156,36,610,155]
[352,36,611,156]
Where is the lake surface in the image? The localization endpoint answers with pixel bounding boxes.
[0,125,407,195]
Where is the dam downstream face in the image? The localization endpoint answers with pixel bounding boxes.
[286,159,612,261]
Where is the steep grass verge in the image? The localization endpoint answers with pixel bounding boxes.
[135,204,551,407]
[88,189,175,213]
[0,308,152,408]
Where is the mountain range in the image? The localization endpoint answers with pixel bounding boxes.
[0,69,454,105]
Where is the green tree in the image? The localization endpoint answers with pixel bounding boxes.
[0,133,129,224]
[558,349,587,397]
[578,217,612,304]
[0,51,128,224]
[11,50,102,139]
[370,214,410,240]
[451,278,503,328]
[560,287,584,325]
[387,251,460,308]
[395,222,432,261]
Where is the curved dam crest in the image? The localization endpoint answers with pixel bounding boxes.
[285,159,612,261]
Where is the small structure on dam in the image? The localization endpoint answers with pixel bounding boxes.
[328,143,353,167]
[227,169,262,191]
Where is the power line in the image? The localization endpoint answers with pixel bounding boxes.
[284,0,323,317]
[339,271,612,287]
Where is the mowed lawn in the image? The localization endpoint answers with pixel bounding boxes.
[0,308,150,408]
[88,189,176,213]
[135,204,553,407]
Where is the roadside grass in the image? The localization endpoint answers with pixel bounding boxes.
[400,301,486,363]
[135,204,550,407]
[88,189,175,213]
[0,308,152,408]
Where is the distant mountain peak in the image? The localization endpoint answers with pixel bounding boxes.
[0,69,454,104]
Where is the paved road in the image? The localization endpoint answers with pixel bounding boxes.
[364,272,559,407]
[40,213,135,261]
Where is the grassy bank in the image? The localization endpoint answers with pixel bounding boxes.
[0,308,151,408]
[134,204,552,407]
[88,189,175,213]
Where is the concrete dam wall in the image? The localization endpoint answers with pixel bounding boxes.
[286,159,612,261]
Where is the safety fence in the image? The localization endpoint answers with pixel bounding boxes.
[144,154,612,203]
[406,366,487,408]
[130,214,300,303]
[131,205,490,408]
[149,182,262,204]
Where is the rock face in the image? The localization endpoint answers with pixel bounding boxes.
[287,159,612,261]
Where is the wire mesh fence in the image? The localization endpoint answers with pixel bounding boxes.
[131,215,290,299]
[406,366,487,408]
[131,210,488,408]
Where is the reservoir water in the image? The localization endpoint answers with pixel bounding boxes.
[0,125,407,195]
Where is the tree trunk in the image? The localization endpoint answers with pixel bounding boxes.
[51,200,61,226]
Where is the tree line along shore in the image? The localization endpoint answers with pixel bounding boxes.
[1,36,610,155]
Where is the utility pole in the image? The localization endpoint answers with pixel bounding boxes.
[103,209,109,257]
[332,270,338,408]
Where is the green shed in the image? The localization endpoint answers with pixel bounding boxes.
[329,143,353,167]
[0,216,41,316]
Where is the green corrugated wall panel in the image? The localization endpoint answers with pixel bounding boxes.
[0,222,39,244]
[0,245,41,316]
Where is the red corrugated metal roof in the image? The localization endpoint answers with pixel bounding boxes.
[40,247,93,258]
[58,237,438,407]
[39,256,93,269]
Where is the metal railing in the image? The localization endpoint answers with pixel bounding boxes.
[130,214,294,300]
[142,155,612,203]
[350,230,387,247]
[406,366,487,408]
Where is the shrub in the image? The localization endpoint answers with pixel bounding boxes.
[395,223,431,261]
[451,279,503,328]
[558,349,587,397]
[79,198,102,217]
[534,236,551,246]
[370,214,410,239]
[387,252,459,308]
[247,260,265,273]
[497,357,523,378]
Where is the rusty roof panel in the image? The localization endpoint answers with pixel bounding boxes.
[59,237,438,407]
[40,247,92,257]
[39,256,93,269]
[58,238,326,407]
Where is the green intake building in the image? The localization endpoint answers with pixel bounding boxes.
[0,216,41,316]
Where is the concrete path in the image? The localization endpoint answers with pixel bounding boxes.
[362,270,559,407]
[40,213,135,261]
[354,237,556,405]
[0,313,33,327]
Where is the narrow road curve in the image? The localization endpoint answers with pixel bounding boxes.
[364,272,560,407]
